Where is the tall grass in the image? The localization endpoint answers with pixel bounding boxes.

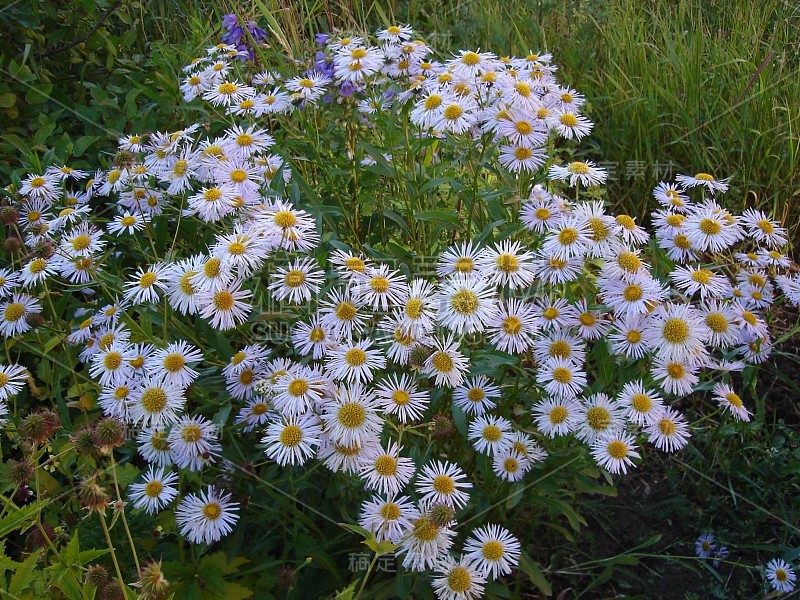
[206,0,799,241]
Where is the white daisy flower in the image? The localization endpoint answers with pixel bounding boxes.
[19,256,56,288]
[653,182,690,212]
[416,460,472,509]
[468,415,513,456]
[128,379,186,428]
[431,554,486,600]
[532,397,580,437]
[374,374,429,423]
[609,314,652,359]
[542,216,593,261]
[353,264,409,312]
[89,343,135,388]
[486,298,538,354]
[128,466,179,515]
[326,339,386,385]
[644,303,708,365]
[575,393,626,443]
[197,280,253,330]
[618,381,664,426]
[262,413,322,466]
[548,160,607,187]
[712,383,751,422]
[651,357,699,397]
[670,265,729,300]
[291,315,337,360]
[423,335,469,388]
[175,486,239,544]
[319,287,369,340]
[547,110,593,140]
[0,363,27,401]
[453,376,501,416]
[537,357,587,399]
[359,493,417,544]
[675,172,729,194]
[477,240,536,289]
[168,415,221,471]
[150,340,202,388]
[397,515,455,572]
[360,442,415,496]
[591,431,641,475]
[0,293,42,337]
[137,427,173,467]
[645,407,691,452]
[165,255,204,316]
[765,558,796,593]
[235,397,272,432]
[269,257,325,305]
[437,241,483,277]
[321,383,383,446]
[464,524,521,579]
[123,263,169,306]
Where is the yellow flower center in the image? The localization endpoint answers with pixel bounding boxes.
[674,234,692,249]
[450,289,479,315]
[558,227,578,246]
[181,424,202,442]
[503,316,522,334]
[462,51,481,66]
[203,502,222,520]
[172,160,188,176]
[579,312,596,326]
[691,269,713,285]
[370,276,390,293]
[658,418,676,436]
[626,329,642,343]
[694,172,714,181]
[29,258,47,274]
[663,318,689,343]
[381,502,400,520]
[467,387,485,402]
[454,257,474,273]
[549,406,568,424]
[103,351,122,370]
[549,340,571,359]
[145,481,164,497]
[218,82,237,95]
[482,540,505,560]
[309,327,325,342]
[725,392,742,408]
[483,425,502,442]
[405,298,424,320]
[667,363,685,379]
[392,390,410,405]
[666,214,685,227]
[335,301,357,321]
[624,284,643,302]
[587,406,611,431]
[543,307,559,321]
[443,104,463,120]
[204,258,222,278]
[230,169,248,183]
[699,218,722,235]
[139,271,157,288]
[284,269,306,288]
[705,313,728,332]
[448,567,472,593]
[213,290,235,311]
[163,353,185,373]
[338,402,366,428]
[424,94,443,110]
[141,388,168,414]
[607,440,628,459]
[568,161,590,175]
[288,378,308,397]
[433,474,455,494]
[274,210,296,228]
[412,517,439,542]
[535,207,551,220]
[345,348,367,366]
[120,216,137,227]
[514,81,531,97]
[560,113,578,127]
[431,351,453,373]
[552,366,572,384]
[236,133,254,147]
[631,393,652,413]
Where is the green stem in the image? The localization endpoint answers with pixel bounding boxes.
[99,510,126,591]
[354,552,380,600]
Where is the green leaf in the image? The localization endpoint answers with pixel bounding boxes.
[25,83,54,105]
[335,581,358,600]
[9,550,39,596]
[0,501,41,538]
[72,135,101,157]
[518,552,552,596]
[415,210,461,229]
[0,93,16,108]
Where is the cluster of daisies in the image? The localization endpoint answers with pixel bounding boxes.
[1,22,798,599]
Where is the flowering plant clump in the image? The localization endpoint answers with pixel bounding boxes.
[1,21,799,598]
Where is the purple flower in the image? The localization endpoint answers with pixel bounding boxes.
[220,14,268,61]
[315,32,330,45]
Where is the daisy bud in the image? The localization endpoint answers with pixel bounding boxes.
[138,559,170,599]
[113,150,135,168]
[7,458,34,486]
[99,580,125,600]
[275,565,296,590]
[408,343,433,368]
[4,236,23,253]
[71,426,99,457]
[0,206,19,224]
[431,412,455,440]
[25,522,55,550]
[427,502,456,528]
[19,409,61,444]
[85,563,111,588]
[79,477,109,516]
[93,417,125,453]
